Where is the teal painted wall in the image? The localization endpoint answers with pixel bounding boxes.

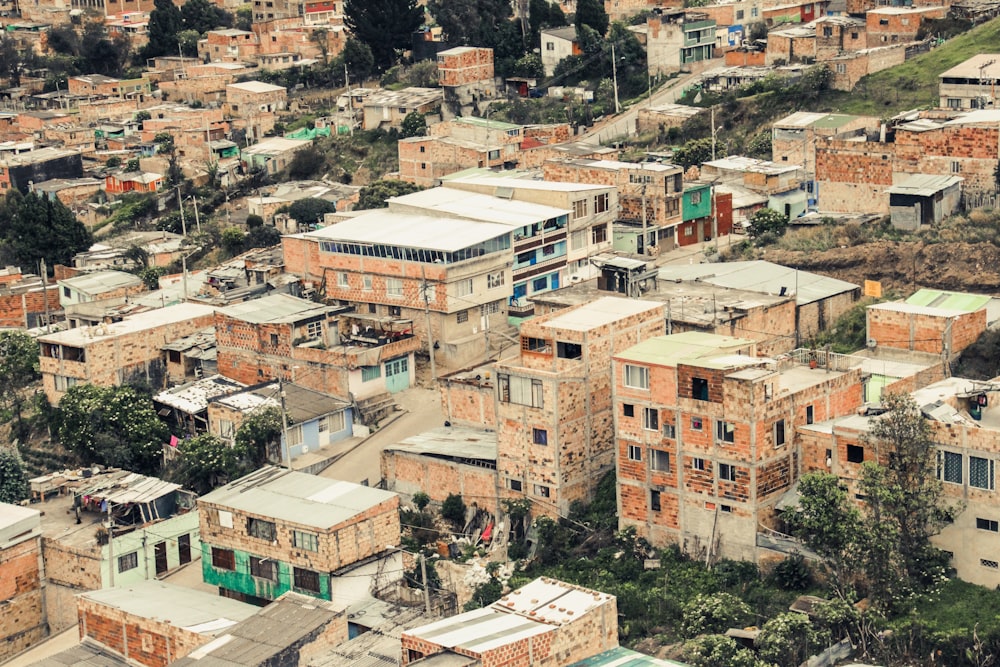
[682,184,712,222]
[200,542,331,602]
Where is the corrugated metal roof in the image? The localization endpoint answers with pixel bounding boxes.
[305,211,512,252]
[79,581,257,631]
[614,332,756,367]
[656,261,858,306]
[154,374,245,414]
[389,426,497,461]
[905,288,991,312]
[30,638,135,666]
[541,296,662,332]
[569,646,691,666]
[887,174,962,197]
[388,187,570,227]
[218,293,332,324]
[198,466,397,531]
[59,270,142,295]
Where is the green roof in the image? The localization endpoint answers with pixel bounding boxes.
[905,288,990,313]
[456,116,521,132]
[569,647,691,666]
[615,331,757,367]
[812,113,859,129]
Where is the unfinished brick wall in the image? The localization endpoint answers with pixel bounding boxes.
[867,305,986,356]
[816,137,893,213]
[0,536,44,662]
[437,48,494,87]
[382,450,498,514]
[0,285,59,328]
[895,123,1000,194]
[439,377,497,428]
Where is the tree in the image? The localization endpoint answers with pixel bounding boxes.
[233,407,282,466]
[428,0,524,73]
[181,0,233,34]
[235,4,253,30]
[511,53,544,79]
[0,35,35,88]
[672,137,714,169]
[246,225,281,249]
[783,472,862,597]
[746,207,789,243]
[246,214,264,228]
[858,392,956,611]
[0,191,93,270]
[177,29,201,58]
[357,179,422,209]
[682,635,771,667]
[441,493,466,525]
[575,0,608,35]
[57,384,169,474]
[286,146,327,180]
[412,491,430,511]
[756,612,824,667]
[399,111,427,139]
[342,37,374,82]
[80,22,130,76]
[282,198,338,225]
[0,448,28,504]
[144,0,185,59]
[681,592,754,638]
[221,227,246,255]
[167,434,241,495]
[344,0,424,71]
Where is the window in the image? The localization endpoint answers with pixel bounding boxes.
[250,556,277,580]
[951,160,961,174]
[487,271,504,289]
[651,449,670,472]
[591,224,608,244]
[269,333,279,347]
[293,567,321,593]
[751,6,758,16]
[499,375,544,408]
[337,272,349,287]
[286,425,302,447]
[692,377,709,401]
[663,423,676,439]
[385,357,408,377]
[546,42,555,50]
[719,463,737,482]
[118,552,138,573]
[628,445,642,462]
[305,320,323,339]
[847,444,864,464]
[63,286,71,298]
[971,456,995,490]
[693,457,706,471]
[521,336,550,353]
[363,275,372,290]
[572,199,588,219]
[293,530,319,551]
[326,411,346,433]
[977,518,999,532]
[557,341,582,359]
[508,478,522,491]
[651,490,661,511]
[247,518,276,541]
[643,408,659,431]
[532,277,548,292]
[716,421,735,443]
[534,484,550,498]
[623,403,634,417]
[388,305,401,317]
[54,375,79,391]
[836,63,846,74]
[386,278,403,297]
[736,9,744,19]
[570,230,586,250]
[947,97,962,109]
[533,428,548,445]
[482,301,502,316]
[774,420,786,447]
[362,365,381,382]
[690,190,702,205]
[623,364,649,389]
[691,416,703,431]
[806,405,814,425]
[456,278,474,296]
[211,547,235,570]
[939,451,963,484]
[594,193,609,213]
[457,310,469,324]
[822,26,832,36]
[982,559,999,569]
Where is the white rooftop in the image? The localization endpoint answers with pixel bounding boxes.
[389,187,570,226]
[59,270,142,295]
[154,374,245,414]
[940,53,1000,80]
[241,137,311,155]
[445,174,609,192]
[227,80,286,94]
[304,211,511,252]
[541,296,662,332]
[37,303,215,346]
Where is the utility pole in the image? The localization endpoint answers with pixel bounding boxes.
[278,376,292,470]
[421,266,437,381]
[107,501,114,588]
[711,106,717,160]
[611,43,621,115]
[192,195,201,234]
[40,258,50,333]
[641,179,648,259]
[344,63,354,137]
[711,185,718,252]
[420,553,431,614]
[177,186,187,237]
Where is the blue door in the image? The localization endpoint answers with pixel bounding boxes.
[384,357,410,393]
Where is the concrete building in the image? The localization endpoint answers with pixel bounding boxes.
[866,6,945,47]
[0,147,83,193]
[540,27,579,76]
[282,209,512,370]
[657,260,861,343]
[887,174,963,229]
[56,270,144,308]
[940,53,1000,110]
[226,80,287,114]
[153,374,247,436]
[362,87,443,131]
[241,136,311,175]
[700,156,807,220]
[867,288,989,359]
[401,577,618,666]
[495,297,666,516]
[647,11,716,76]
[814,15,867,59]
[37,303,217,404]
[198,466,400,604]
[543,158,686,253]
[0,270,61,329]
[636,103,704,136]
[37,469,201,633]
[613,332,863,561]
[213,293,419,401]
[0,503,44,661]
[75,582,259,667]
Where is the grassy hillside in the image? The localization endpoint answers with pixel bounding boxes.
[820,17,1000,116]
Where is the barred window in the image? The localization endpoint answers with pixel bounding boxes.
[938,451,963,484]
[970,456,995,490]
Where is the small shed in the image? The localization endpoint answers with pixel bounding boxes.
[887,174,962,230]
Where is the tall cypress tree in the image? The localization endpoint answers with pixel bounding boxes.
[344,0,424,71]
[144,0,184,59]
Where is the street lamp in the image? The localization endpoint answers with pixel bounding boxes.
[385,544,432,614]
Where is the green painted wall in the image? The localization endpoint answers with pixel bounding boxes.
[102,511,201,588]
[200,542,331,602]
[683,184,712,222]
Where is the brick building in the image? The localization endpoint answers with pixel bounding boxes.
[282,209,512,370]
[495,297,666,516]
[866,6,944,47]
[76,581,258,667]
[815,15,866,59]
[940,54,1000,110]
[241,136,311,174]
[226,81,287,138]
[867,288,989,359]
[362,87,443,131]
[814,126,893,213]
[37,303,217,404]
[613,332,864,561]
[0,271,60,328]
[401,577,618,666]
[0,503,44,661]
[0,147,83,194]
[765,24,815,65]
[213,293,418,401]
[636,103,704,135]
[700,155,807,220]
[57,269,144,308]
[198,466,400,604]
[437,46,495,113]
[382,426,499,514]
[543,158,686,253]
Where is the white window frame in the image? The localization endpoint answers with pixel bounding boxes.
[623,364,649,390]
